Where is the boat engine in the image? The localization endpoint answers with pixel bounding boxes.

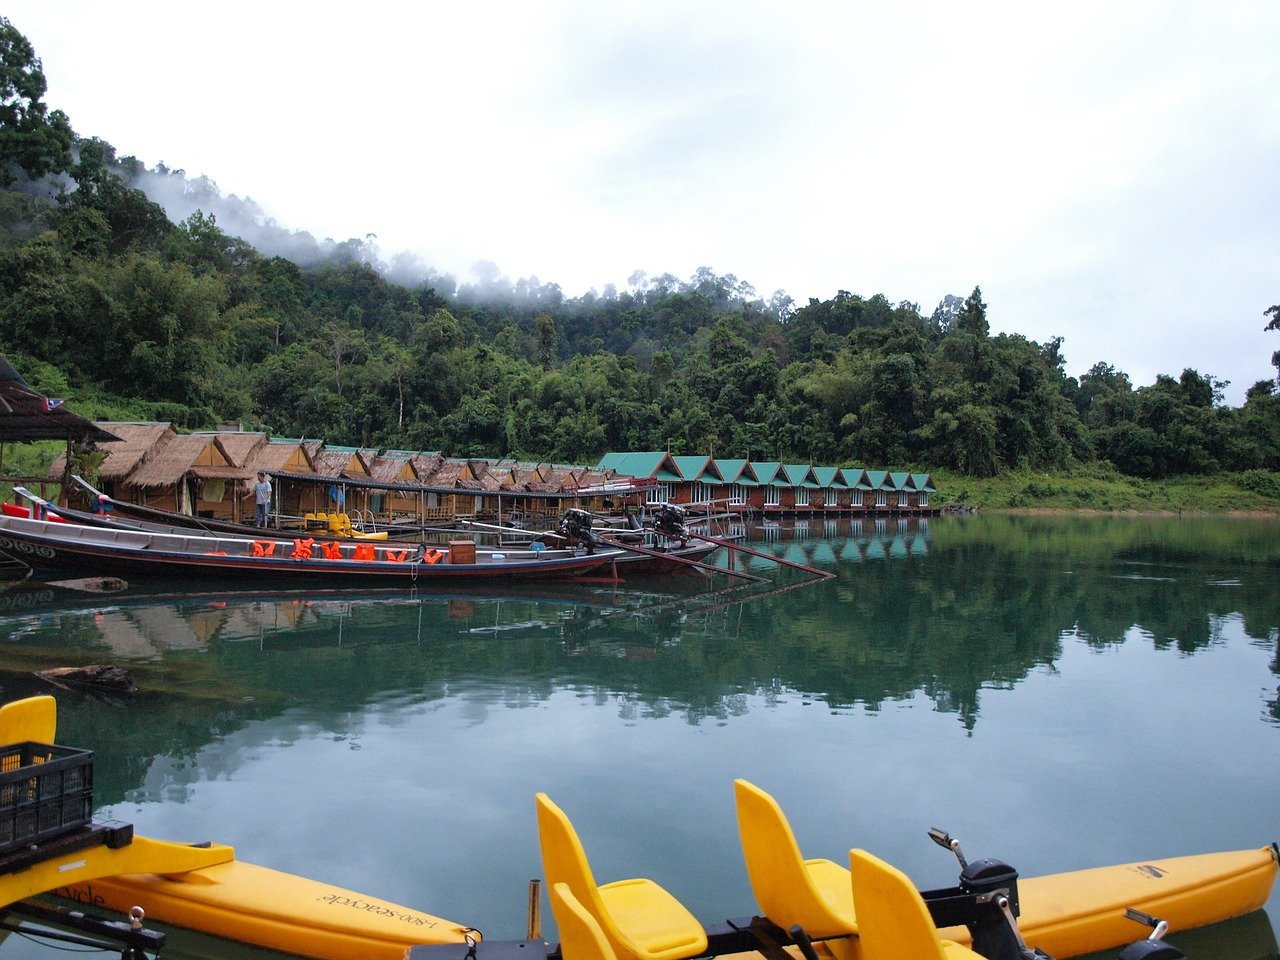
[652,503,689,543]
[925,829,1050,960]
[558,509,599,554]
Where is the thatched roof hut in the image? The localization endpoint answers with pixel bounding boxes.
[121,433,241,490]
[202,431,269,468]
[48,422,175,483]
[310,446,370,479]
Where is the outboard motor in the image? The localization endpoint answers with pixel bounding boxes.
[652,503,689,543]
[558,509,599,554]
[928,829,1050,960]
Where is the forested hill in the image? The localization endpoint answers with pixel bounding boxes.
[1,16,1278,481]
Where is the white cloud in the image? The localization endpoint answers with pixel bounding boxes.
[7,0,1279,401]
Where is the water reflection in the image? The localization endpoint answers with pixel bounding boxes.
[0,514,1277,960]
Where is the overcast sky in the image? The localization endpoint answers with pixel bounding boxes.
[8,2,1279,404]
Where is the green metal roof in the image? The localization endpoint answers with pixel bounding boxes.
[888,472,912,490]
[864,470,889,489]
[750,462,782,485]
[711,458,749,484]
[912,472,936,493]
[671,455,715,481]
[596,451,681,480]
[839,467,868,488]
[811,466,844,488]
[782,464,820,488]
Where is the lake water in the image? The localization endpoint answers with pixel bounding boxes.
[0,514,1277,960]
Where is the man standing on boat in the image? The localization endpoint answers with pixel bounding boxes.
[246,471,272,527]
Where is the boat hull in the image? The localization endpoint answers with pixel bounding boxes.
[0,515,608,584]
[945,845,1280,958]
[57,859,469,960]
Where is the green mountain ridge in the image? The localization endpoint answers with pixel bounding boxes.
[1,15,1279,489]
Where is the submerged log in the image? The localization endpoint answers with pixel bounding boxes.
[36,664,137,695]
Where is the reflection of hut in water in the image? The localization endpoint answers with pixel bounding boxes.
[91,605,209,657]
[809,541,837,566]
[218,600,318,641]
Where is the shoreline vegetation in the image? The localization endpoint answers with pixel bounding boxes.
[932,465,1280,514]
[1,17,1278,515]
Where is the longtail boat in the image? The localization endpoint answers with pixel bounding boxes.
[0,513,610,584]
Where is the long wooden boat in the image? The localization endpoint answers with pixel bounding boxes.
[0,513,611,584]
[28,481,393,540]
[8,488,725,579]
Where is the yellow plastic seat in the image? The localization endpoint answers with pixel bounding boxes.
[733,779,857,939]
[849,849,984,960]
[0,695,57,744]
[552,883,619,960]
[535,793,707,960]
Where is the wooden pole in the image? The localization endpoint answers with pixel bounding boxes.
[596,535,769,583]
[688,531,836,579]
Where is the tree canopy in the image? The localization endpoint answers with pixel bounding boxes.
[0,18,1277,481]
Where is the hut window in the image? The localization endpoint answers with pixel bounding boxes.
[876,490,887,506]
[852,490,863,506]
[825,488,838,506]
[729,484,746,505]
[765,486,781,506]
[646,483,672,505]
[795,488,809,506]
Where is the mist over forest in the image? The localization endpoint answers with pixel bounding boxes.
[2,15,1278,487]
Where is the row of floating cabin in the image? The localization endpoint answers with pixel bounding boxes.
[594,452,938,516]
[40,424,938,528]
[45,423,629,529]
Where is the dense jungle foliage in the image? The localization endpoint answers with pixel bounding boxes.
[2,17,1279,484]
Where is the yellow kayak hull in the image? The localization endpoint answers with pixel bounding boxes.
[939,846,1279,959]
[56,858,470,960]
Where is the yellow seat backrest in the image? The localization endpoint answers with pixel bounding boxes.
[0,695,56,744]
[536,793,707,960]
[733,779,857,939]
[850,849,980,960]
[553,882,618,960]
[537,793,621,950]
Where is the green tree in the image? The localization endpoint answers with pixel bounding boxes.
[535,313,557,369]
[1266,302,1279,382]
[0,17,73,186]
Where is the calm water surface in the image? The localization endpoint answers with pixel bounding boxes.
[0,514,1277,960]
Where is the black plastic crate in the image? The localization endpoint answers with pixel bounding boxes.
[0,742,93,854]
